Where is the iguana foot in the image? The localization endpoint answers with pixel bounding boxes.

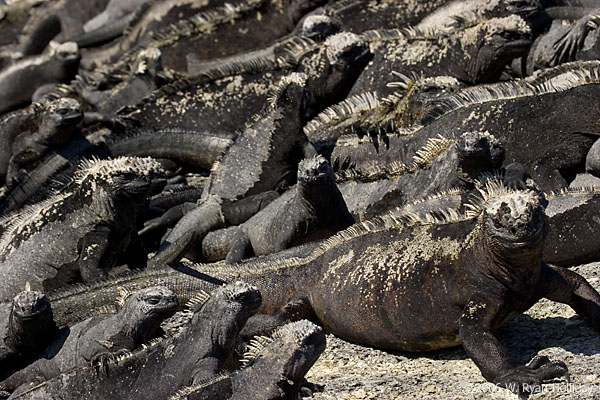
[495,355,569,394]
[551,14,600,66]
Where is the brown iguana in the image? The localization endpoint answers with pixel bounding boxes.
[38,180,600,393]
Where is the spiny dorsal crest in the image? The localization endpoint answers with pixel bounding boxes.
[304,91,380,138]
[412,136,455,169]
[134,47,162,75]
[168,373,230,399]
[466,177,542,219]
[74,156,164,185]
[184,290,211,310]
[239,321,322,367]
[266,72,308,107]
[240,334,274,367]
[116,287,135,308]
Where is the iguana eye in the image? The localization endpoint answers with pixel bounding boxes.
[145,297,160,305]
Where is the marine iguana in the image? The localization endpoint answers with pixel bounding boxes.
[82,0,326,73]
[0,156,166,302]
[305,74,465,156]
[0,41,80,114]
[38,181,600,393]
[3,98,83,185]
[201,155,354,263]
[509,5,600,76]
[337,60,600,192]
[0,286,178,394]
[543,186,600,266]
[416,0,542,33]
[170,320,326,400]
[348,15,532,97]
[146,74,318,265]
[0,287,58,379]
[119,31,371,135]
[6,282,261,400]
[82,0,148,34]
[101,127,235,171]
[74,47,169,113]
[335,132,505,221]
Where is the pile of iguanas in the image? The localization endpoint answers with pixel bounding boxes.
[0,0,599,398]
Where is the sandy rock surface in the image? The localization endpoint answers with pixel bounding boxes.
[301,263,600,399]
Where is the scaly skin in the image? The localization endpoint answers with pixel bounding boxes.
[7,283,262,400]
[202,155,354,262]
[335,132,504,221]
[39,181,600,393]
[0,286,178,395]
[336,60,600,192]
[0,42,80,114]
[5,98,83,185]
[348,15,532,97]
[0,157,165,301]
[0,289,58,380]
[171,320,326,400]
[147,74,318,265]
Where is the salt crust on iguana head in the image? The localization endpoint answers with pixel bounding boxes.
[11,288,50,320]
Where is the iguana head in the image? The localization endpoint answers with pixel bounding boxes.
[124,286,179,318]
[463,16,532,83]
[240,320,326,395]
[121,286,178,344]
[11,287,52,323]
[298,155,333,185]
[479,182,545,249]
[39,98,83,145]
[457,131,505,177]
[76,156,166,203]
[49,41,80,65]
[304,32,372,115]
[295,14,341,41]
[6,286,57,352]
[502,0,541,20]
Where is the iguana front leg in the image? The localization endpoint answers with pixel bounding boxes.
[459,294,568,394]
[78,226,113,282]
[551,14,600,66]
[139,202,198,236]
[542,264,600,332]
[149,196,225,266]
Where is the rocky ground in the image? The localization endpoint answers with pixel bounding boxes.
[300,263,600,400]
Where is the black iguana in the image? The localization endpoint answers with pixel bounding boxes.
[0,156,165,302]
[2,98,83,185]
[170,320,326,400]
[118,31,371,135]
[335,132,505,221]
[6,282,261,399]
[348,15,532,97]
[81,0,326,73]
[0,41,80,114]
[0,287,58,380]
[0,286,178,395]
[335,60,600,192]
[201,155,354,263]
[146,74,318,266]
